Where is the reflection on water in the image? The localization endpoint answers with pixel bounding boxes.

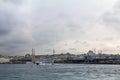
[0,64,120,80]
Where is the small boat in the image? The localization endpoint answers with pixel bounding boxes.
[35,61,40,65]
[35,61,54,65]
[36,63,39,65]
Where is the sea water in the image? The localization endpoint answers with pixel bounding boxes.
[0,64,120,80]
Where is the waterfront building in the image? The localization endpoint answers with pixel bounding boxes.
[0,58,10,63]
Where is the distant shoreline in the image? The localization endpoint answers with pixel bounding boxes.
[0,62,120,65]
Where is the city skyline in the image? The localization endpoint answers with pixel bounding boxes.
[0,0,120,55]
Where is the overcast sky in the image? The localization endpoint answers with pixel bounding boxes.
[1,0,120,55]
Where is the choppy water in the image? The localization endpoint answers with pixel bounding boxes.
[0,64,120,80]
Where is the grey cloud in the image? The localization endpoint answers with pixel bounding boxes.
[68,48,77,51]
[102,12,120,26]
[0,1,31,55]
[102,37,115,41]
[0,36,29,49]
[0,0,118,55]
[0,12,13,36]
[0,37,30,55]
[67,23,82,32]
[44,49,51,52]
[0,27,11,36]
[2,0,23,5]
[102,0,120,31]
[0,9,27,36]
[32,24,62,46]
[74,40,81,44]
[96,37,115,41]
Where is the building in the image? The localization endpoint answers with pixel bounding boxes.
[85,50,96,61]
[0,58,10,63]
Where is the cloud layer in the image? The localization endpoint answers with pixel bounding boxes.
[0,0,119,55]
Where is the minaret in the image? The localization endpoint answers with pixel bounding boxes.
[52,49,55,65]
[53,49,55,56]
[31,48,35,64]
